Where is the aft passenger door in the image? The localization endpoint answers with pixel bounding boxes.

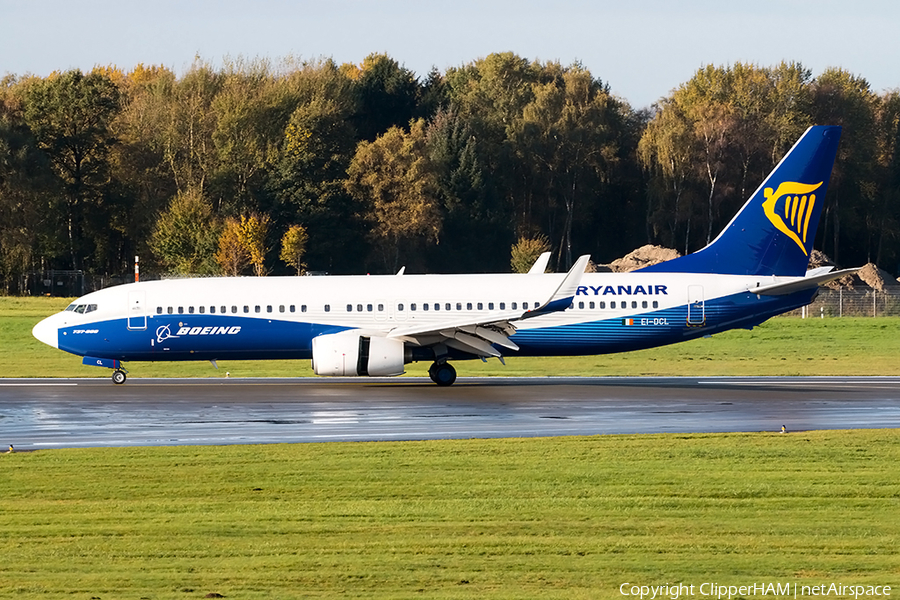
[687,285,705,326]
[127,291,147,330]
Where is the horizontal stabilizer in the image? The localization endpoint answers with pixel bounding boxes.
[749,267,860,296]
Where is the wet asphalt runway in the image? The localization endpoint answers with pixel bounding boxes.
[2,376,900,449]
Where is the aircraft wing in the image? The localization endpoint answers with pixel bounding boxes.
[748,267,860,296]
[386,255,591,358]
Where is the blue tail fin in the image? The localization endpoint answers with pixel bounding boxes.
[639,126,842,276]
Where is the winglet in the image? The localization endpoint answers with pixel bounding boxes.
[522,254,590,318]
[527,252,551,274]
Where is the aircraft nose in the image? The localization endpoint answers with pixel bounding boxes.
[32,314,60,349]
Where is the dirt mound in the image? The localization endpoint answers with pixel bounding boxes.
[603,245,681,273]
[821,262,898,290]
[808,249,835,269]
[856,263,900,291]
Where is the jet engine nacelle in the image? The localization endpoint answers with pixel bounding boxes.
[311,332,406,377]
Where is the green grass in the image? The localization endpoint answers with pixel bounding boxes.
[1,431,898,599]
[4,296,900,378]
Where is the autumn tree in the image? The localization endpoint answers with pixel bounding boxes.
[345,119,442,272]
[238,212,270,276]
[510,235,551,273]
[280,224,309,275]
[215,217,250,276]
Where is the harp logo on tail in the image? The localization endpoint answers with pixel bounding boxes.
[762,181,823,256]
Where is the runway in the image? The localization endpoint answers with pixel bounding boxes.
[2,376,900,450]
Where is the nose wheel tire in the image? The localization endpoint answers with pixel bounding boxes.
[428,362,457,386]
[112,370,127,385]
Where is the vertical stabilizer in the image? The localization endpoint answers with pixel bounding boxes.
[640,126,841,276]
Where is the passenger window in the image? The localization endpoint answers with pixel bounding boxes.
[610,301,616,309]
[189,306,195,314]
[199,306,205,314]
[578,301,584,309]
[456,303,462,311]
[398,303,404,311]
[210,306,216,314]
[347,304,352,312]
[488,302,494,310]
[267,306,273,313]
[632,301,637,309]
[600,301,606,309]
[590,302,595,309]
[411,303,416,311]
[467,302,473,310]
[244,306,249,313]
[378,304,384,311]
[356,304,362,312]
[167,307,174,314]
[231,306,237,314]
[255,306,261,313]
[178,307,184,314]
[434,303,439,311]
[325,305,331,312]
[289,305,295,313]
[477,302,483,310]
[301,305,307,312]
[367,304,373,312]
[279,305,285,313]
[499,302,505,310]
[220,306,226,314]
[423,304,429,311]
[652,301,659,309]
[642,301,648,309]
[156,307,163,314]
[445,303,451,311]
[522,302,528,309]
[512,302,517,310]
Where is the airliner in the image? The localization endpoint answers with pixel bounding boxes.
[33,125,853,385]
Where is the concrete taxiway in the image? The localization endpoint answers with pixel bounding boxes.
[2,376,899,449]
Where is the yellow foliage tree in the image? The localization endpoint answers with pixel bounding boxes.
[280,224,309,275]
[215,217,250,276]
[239,213,270,276]
[510,235,551,273]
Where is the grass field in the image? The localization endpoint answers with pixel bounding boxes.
[4,296,899,599]
[3,296,900,378]
[2,431,899,599]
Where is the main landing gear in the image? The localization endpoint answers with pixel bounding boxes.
[112,369,127,385]
[428,361,457,386]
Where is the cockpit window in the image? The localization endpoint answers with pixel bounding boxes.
[74,305,86,314]
[85,304,98,313]
[65,304,77,312]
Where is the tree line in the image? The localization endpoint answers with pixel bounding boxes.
[1,53,898,293]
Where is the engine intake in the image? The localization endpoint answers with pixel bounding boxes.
[312,332,406,377]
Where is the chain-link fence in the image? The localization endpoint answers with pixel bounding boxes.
[785,288,900,317]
